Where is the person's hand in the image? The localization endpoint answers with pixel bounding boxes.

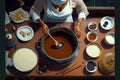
[37,18,49,34]
[74,24,81,38]
[41,24,49,34]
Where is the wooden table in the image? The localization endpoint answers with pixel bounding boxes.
[6,17,114,78]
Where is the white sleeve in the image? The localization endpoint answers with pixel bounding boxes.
[75,0,89,22]
[78,12,89,22]
[30,0,43,22]
[30,7,41,22]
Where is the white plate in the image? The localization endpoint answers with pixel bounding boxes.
[100,16,114,30]
[12,47,38,72]
[16,26,34,41]
[9,8,30,23]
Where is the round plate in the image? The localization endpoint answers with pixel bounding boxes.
[100,16,114,30]
[9,8,30,23]
[16,26,34,41]
[12,47,38,72]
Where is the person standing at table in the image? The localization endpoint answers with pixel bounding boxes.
[30,0,89,38]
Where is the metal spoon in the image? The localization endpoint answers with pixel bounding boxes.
[48,33,63,49]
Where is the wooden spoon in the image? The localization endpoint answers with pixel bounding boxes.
[48,33,63,49]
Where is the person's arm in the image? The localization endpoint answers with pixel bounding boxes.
[74,0,89,38]
[30,0,49,34]
[76,0,89,21]
[76,18,84,26]
[30,0,43,22]
[74,18,84,38]
[37,18,49,34]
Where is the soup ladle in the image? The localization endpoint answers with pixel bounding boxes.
[48,33,64,49]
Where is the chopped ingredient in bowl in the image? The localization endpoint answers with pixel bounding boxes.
[89,24,97,30]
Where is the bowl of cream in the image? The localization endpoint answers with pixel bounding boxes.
[104,32,115,45]
[86,42,103,58]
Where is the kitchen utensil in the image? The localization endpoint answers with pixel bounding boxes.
[48,33,63,49]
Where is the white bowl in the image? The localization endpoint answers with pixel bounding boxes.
[85,60,98,73]
[104,32,115,45]
[86,42,103,58]
[100,16,114,30]
[88,22,98,31]
[86,31,98,42]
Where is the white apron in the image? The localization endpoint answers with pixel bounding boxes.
[43,0,73,22]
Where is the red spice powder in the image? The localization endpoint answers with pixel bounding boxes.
[88,34,96,40]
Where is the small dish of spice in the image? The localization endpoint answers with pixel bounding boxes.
[86,31,98,42]
[88,22,98,31]
[85,60,98,73]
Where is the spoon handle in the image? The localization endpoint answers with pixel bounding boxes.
[48,33,57,43]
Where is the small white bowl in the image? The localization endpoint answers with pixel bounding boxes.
[104,32,115,45]
[86,42,103,58]
[86,31,98,42]
[88,22,98,31]
[100,16,114,30]
[85,60,98,73]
